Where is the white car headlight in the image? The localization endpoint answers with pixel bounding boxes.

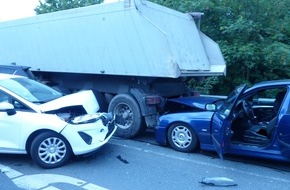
[71,113,103,124]
[69,112,114,126]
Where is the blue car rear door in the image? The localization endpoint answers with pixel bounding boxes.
[211,84,247,159]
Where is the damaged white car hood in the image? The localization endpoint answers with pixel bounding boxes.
[39,90,99,114]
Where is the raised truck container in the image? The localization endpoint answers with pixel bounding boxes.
[0,0,226,138]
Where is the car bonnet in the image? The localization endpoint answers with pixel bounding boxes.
[167,96,226,110]
[39,90,99,114]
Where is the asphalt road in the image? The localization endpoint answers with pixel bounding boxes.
[1,131,290,190]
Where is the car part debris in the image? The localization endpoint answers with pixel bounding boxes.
[200,177,237,186]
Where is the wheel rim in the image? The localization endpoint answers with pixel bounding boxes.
[38,137,67,165]
[114,103,133,129]
[171,126,192,148]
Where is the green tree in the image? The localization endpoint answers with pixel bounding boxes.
[35,0,103,14]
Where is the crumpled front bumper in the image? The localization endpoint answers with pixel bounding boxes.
[61,114,117,155]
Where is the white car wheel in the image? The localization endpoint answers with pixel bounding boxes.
[30,132,72,169]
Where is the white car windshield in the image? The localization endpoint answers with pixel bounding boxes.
[0,77,63,103]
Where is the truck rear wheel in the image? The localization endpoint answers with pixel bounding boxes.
[108,93,144,138]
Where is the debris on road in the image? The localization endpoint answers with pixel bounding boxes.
[200,177,237,187]
[116,155,129,164]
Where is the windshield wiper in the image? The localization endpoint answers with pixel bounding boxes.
[32,101,47,104]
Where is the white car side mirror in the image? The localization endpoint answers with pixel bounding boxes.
[0,102,16,115]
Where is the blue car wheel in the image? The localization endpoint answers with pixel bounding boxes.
[167,123,198,153]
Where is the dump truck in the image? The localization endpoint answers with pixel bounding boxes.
[0,0,226,138]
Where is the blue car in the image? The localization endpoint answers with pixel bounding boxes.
[155,80,290,161]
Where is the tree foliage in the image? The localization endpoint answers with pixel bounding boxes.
[34,0,290,95]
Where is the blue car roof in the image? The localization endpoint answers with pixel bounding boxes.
[253,80,290,87]
[246,80,290,92]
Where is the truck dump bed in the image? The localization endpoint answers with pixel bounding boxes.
[0,0,226,78]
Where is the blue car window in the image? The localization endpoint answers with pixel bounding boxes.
[218,85,246,117]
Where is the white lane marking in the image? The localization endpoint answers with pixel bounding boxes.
[109,140,290,183]
[0,164,108,190]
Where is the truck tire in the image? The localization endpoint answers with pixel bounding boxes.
[108,93,144,138]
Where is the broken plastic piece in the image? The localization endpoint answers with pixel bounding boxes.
[200,177,237,186]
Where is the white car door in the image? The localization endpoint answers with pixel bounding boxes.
[0,90,22,152]
[0,91,39,153]
[0,108,23,152]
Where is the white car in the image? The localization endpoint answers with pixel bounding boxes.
[0,73,116,168]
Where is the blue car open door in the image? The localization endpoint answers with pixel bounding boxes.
[276,109,290,159]
[211,84,247,159]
